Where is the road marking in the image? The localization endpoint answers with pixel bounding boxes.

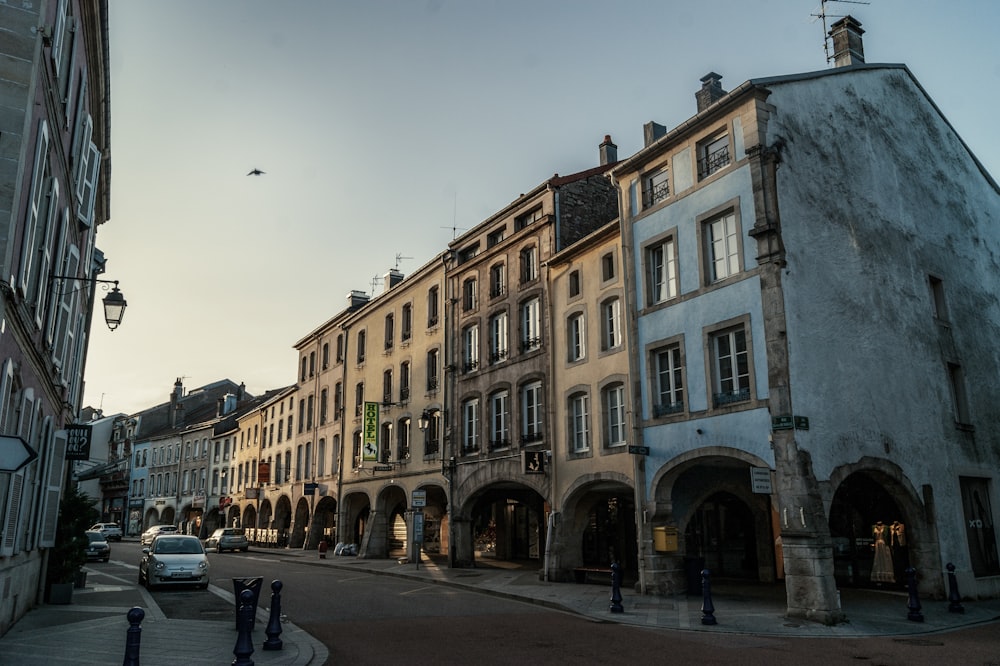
[399,585,453,596]
[242,555,281,563]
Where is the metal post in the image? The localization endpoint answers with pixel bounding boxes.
[947,563,964,614]
[122,607,144,666]
[263,580,284,651]
[233,589,256,666]
[700,569,717,625]
[906,567,924,622]
[609,561,624,613]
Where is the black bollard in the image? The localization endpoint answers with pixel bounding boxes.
[701,568,717,625]
[233,589,255,666]
[609,561,624,613]
[946,563,965,614]
[905,566,924,622]
[263,580,284,650]
[122,606,144,666]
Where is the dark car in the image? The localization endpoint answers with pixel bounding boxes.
[84,530,111,562]
[204,528,249,553]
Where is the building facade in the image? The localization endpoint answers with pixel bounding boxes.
[0,0,112,635]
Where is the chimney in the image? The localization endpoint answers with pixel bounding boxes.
[829,15,865,67]
[224,393,237,414]
[347,290,370,311]
[643,122,667,148]
[599,135,618,165]
[217,397,225,417]
[695,72,726,112]
[384,269,404,291]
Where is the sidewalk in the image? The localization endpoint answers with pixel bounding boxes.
[3,545,999,666]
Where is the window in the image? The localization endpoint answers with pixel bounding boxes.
[601,252,615,281]
[647,237,678,304]
[947,363,971,425]
[401,303,413,341]
[462,277,478,312]
[489,390,510,451]
[604,384,626,447]
[568,270,580,298]
[521,381,543,444]
[320,388,328,424]
[515,207,543,230]
[462,324,480,373]
[380,423,392,463]
[520,246,538,284]
[489,263,506,298]
[384,313,394,350]
[318,439,326,476]
[309,351,316,376]
[355,382,365,416]
[697,132,730,180]
[705,211,740,283]
[602,298,622,350]
[643,167,670,208]
[399,362,411,402]
[397,418,411,460]
[654,343,685,416]
[424,411,440,456]
[334,382,343,420]
[520,297,541,352]
[489,311,509,364]
[462,398,480,454]
[352,431,362,469]
[570,392,590,453]
[336,334,344,362]
[427,286,439,327]
[322,342,330,369]
[711,325,750,406]
[568,313,585,362]
[427,349,439,391]
[382,369,393,404]
[929,275,948,320]
[488,227,506,247]
[357,330,367,364]
[457,242,480,264]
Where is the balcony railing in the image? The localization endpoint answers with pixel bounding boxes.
[697,145,730,180]
[713,387,750,407]
[488,438,510,452]
[462,359,479,374]
[643,180,670,209]
[521,430,544,445]
[426,376,439,391]
[653,401,684,417]
[520,337,542,352]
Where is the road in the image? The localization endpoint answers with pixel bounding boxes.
[106,542,1000,665]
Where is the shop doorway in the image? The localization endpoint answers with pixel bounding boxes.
[685,491,759,579]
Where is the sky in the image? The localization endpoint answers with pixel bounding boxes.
[84,0,1000,416]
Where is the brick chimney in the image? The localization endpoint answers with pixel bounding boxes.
[599,135,618,165]
[829,15,865,67]
[695,72,726,112]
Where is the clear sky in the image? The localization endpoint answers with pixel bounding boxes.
[84,0,1000,415]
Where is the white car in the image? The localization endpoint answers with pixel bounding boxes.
[140,524,177,546]
[139,535,210,589]
[89,522,123,541]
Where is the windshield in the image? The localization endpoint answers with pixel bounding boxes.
[86,532,105,543]
[153,538,204,555]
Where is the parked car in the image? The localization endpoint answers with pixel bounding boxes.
[89,522,123,541]
[138,535,210,589]
[204,528,249,553]
[84,530,111,562]
[140,525,177,546]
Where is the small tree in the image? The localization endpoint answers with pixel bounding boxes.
[46,485,99,584]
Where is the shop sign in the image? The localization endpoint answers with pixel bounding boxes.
[362,402,379,461]
[304,482,318,495]
[66,424,93,460]
[750,467,773,494]
[192,491,205,508]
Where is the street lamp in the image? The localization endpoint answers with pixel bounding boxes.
[51,274,128,331]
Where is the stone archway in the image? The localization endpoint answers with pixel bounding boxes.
[274,495,292,547]
[291,497,310,548]
[415,484,449,556]
[340,491,371,550]
[363,485,408,559]
[306,496,338,550]
[143,507,160,530]
[557,474,637,582]
[160,506,176,526]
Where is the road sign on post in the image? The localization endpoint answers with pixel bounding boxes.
[411,490,427,508]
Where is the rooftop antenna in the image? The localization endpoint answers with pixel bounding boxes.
[395,252,413,270]
[441,191,467,239]
[370,274,384,294]
[811,0,870,64]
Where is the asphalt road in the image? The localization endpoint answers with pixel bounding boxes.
[108,542,1000,665]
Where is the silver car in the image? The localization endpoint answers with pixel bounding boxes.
[205,527,250,553]
[139,535,210,589]
[140,524,177,546]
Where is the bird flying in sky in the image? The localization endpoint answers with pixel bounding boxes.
[247,168,265,176]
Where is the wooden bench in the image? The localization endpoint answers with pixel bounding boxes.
[573,566,613,584]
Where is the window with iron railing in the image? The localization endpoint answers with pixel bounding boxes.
[643,168,669,208]
[697,134,730,180]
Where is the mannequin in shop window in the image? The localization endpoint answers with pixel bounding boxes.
[871,520,895,583]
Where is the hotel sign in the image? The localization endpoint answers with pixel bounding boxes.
[363,402,379,461]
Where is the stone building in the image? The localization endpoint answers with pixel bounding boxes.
[610,17,1000,621]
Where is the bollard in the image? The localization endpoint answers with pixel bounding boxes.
[318,540,328,559]
[263,580,284,651]
[122,606,144,666]
[947,562,965,614]
[233,589,256,666]
[609,561,624,613]
[905,566,924,622]
[701,569,717,625]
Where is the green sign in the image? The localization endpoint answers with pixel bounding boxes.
[794,416,810,430]
[363,402,380,461]
[771,415,793,431]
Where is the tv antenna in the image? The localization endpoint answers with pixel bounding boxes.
[395,253,413,270]
[811,0,870,64]
[370,274,383,294]
[441,191,467,239]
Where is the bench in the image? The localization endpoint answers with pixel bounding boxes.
[573,566,613,584]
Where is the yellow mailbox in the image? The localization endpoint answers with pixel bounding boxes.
[653,526,678,552]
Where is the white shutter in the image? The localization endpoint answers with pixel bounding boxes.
[77,142,100,226]
[38,429,66,548]
[20,121,49,295]
[46,210,70,348]
[34,178,59,326]
[53,246,79,373]
[51,0,68,74]
[0,470,25,556]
